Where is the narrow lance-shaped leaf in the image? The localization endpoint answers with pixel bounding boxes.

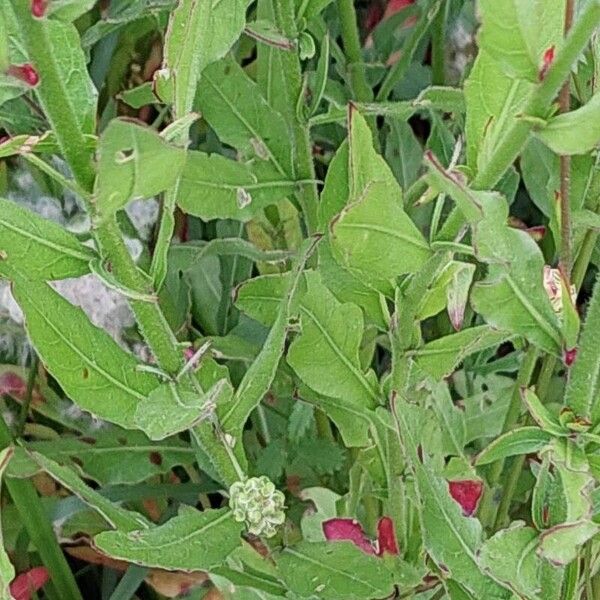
[425,153,563,355]
[564,274,600,423]
[392,399,509,598]
[287,271,380,410]
[197,56,294,178]
[0,448,15,599]
[0,198,95,280]
[475,427,553,466]
[218,237,320,445]
[94,506,243,572]
[11,277,162,429]
[154,0,250,115]
[30,451,150,532]
[94,119,186,221]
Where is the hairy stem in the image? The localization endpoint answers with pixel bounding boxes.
[336,0,373,102]
[431,0,448,85]
[559,0,575,277]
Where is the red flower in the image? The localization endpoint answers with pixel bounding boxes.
[322,516,399,556]
[6,64,40,87]
[448,479,483,516]
[10,567,49,600]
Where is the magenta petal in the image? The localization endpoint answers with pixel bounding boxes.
[376,517,399,556]
[448,480,483,517]
[322,518,376,555]
[10,567,50,600]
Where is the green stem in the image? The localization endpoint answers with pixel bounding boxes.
[430,0,448,85]
[438,1,600,241]
[94,219,183,375]
[336,0,373,102]
[11,0,95,192]
[16,353,38,436]
[272,0,320,233]
[0,417,83,600]
[479,347,538,529]
[376,0,441,101]
[585,541,594,600]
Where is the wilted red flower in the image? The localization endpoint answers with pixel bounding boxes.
[10,567,49,600]
[322,516,399,556]
[448,479,483,516]
[6,64,40,87]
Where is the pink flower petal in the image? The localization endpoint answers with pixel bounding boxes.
[0,372,27,397]
[376,517,399,556]
[10,567,50,600]
[448,479,483,516]
[322,518,376,555]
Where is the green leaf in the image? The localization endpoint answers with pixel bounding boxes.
[521,387,565,436]
[535,92,600,154]
[176,151,300,221]
[287,401,314,443]
[155,0,250,116]
[478,522,542,599]
[295,438,346,475]
[0,448,15,599]
[426,154,563,355]
[276,542,396,600]
[538,520,599,566]
[393,400,509,598]
[218,238,318,443]
[0,198,95,280]
[410,326,509,380]
[94,119,186,221]
[564,274,600,423]
[30,451,150,532]
[47,0,96,21]
[477,0,565,81]
[8,431,196,485]
[287,271,380,410]
[475,427,553,466]
[134,376,232,440]
[94,506,243,571]
[11,278,161,429]
[326,110,430,293]
[464,51,532,173]
[198,56,294,178]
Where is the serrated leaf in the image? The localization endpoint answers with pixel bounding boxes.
[177,152,298,221]
[535,92,600,155]
[478,522,542,599]
[287,271,380,410]
[296,438,346,475]
[0,198,95,280]
[288,401,314,443]
[276,542,395,600]
[94,119,186,221]
[198,56,294,178]
[94,507,243,571]
[475,427,553,466]
[11,278,161,429]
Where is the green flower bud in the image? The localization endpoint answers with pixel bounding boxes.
[228,476,286,538]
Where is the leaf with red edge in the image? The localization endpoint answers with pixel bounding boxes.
[10,567,49,600]
[448,479,483,516]
[376,517,399,556]
[322,518,375,555]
